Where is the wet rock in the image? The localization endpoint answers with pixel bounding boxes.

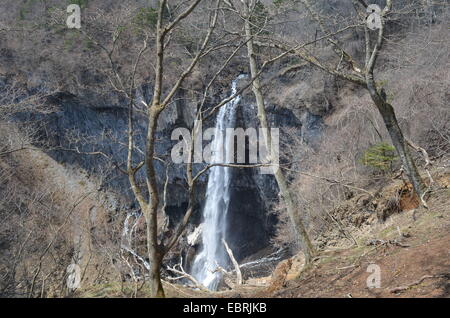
[187,224,203,246]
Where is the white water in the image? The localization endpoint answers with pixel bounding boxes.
[121,211,150,271]
[190,76,243,290]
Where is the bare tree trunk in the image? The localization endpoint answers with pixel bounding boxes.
[243,4,315,263]
[146,205,164,297]
[294,0,426,205]
[366,81,425,204]
[363,4,426,204]
[148,246,164,298]
[144,106,164,297]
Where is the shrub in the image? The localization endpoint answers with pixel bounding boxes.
[360,142,398,172]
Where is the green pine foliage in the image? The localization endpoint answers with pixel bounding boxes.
[361,142,398,172]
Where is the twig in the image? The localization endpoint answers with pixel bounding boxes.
[389,274,448,294]
[166,261,209,292]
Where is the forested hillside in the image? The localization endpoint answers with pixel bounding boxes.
[0,0,448,299]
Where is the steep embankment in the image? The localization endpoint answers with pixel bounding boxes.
[216,167,450,298]
[74,167,449,298]
[246,168,450,298]
[4,146,123,288]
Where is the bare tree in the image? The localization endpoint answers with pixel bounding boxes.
[126,0,214,297]
[255,0,427,205]
[0,82,53,157]
[79,0,269,297]
[234,0,315,263]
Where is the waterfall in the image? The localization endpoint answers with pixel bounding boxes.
[190,75,244,290]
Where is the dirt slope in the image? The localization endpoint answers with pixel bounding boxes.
[254,171,450,298]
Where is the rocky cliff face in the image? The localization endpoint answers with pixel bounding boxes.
[223,64,336,259]
[1,0,425,264]
[7,56,339,261]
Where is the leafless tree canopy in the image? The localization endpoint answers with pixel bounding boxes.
[0,0,448,298]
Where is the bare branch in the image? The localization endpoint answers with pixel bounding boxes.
[222,238,242,286]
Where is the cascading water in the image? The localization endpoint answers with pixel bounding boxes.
[190,76,244,290]
[121,211,150,271]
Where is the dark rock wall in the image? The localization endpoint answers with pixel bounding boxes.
[9,61,337,261]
